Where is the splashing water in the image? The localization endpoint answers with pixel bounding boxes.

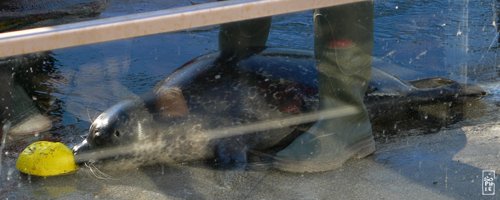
[478,2,499,64]
[0,122,11,177]
[74,106,358,163]
[459,0,470,85]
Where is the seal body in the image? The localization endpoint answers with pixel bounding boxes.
[73,48,485,167]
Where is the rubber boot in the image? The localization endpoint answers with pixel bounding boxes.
[7,83,52,135]
[273,1,376,173]
[214,10,272,169]
[0,58,52,136]
[218,17,272,62]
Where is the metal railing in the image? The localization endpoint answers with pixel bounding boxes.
[0,0,364,58]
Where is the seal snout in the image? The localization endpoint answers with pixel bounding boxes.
[72,139,90,155]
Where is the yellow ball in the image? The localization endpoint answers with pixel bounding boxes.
[16,141,78,177]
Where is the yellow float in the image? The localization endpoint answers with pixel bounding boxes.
[16,141,78,177]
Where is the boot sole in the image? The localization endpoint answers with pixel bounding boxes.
[9,114,52,136]
[273,136,376,173]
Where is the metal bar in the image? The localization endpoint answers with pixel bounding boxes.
[206,105,358,140]
[74,106,358,163]
[0,0,366,58]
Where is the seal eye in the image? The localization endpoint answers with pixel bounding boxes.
[114,131,120,137]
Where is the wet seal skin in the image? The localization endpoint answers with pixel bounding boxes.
[73,48,486,169]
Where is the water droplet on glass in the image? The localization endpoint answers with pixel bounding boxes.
[7,168,14,181]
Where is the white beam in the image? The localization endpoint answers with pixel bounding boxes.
[0,0,365,58]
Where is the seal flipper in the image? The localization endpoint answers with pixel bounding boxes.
[409,77,487,98]
[408,77,486,99]
[409,77,457,89]
[213,138,249,170]
[154,87,189,118]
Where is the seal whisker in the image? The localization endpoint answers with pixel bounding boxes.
[85,107,96,122]
[84,162,116,180]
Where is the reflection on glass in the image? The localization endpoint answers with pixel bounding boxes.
[0,0,108,32]
[0,52,68,140]
[0,1,499,199]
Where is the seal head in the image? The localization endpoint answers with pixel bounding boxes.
[73,100,154,154]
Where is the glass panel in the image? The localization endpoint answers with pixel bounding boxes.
[0,0,499,199]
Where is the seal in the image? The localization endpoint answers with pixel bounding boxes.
[73,48,486,168]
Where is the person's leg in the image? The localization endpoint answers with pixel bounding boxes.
[218,17,272,62]
[0,57,52,136]
[213,1,272,168]
[273,1,375,173]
